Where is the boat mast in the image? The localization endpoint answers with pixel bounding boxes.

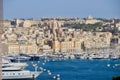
[17,28,22,63]
[0,0,3,80]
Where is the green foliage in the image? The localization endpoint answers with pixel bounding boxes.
[64,22,103,31]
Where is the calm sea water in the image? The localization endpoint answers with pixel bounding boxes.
[26,59,120,80]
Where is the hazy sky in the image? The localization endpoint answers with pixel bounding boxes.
[3,0,120,19]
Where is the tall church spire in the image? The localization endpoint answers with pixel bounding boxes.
[52,19,58,40]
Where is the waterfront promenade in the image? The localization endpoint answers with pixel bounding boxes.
[5,47,120,61]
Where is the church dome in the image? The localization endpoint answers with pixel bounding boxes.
[87,15,93,20]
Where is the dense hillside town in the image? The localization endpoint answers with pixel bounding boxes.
[1,16,120,55]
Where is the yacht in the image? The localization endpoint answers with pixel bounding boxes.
[11,56,31,62]
[2,69,40,80]
[4,54,31,62]
[2,66,22,71]
[2,58,41,80]
[2,56,41,80]
[2,57,28,69]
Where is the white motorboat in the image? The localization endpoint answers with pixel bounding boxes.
[2,66,22,71]
[11,56,31,62]
[2,57,28,69]
[2,70,40,80]
[2,58,41,80]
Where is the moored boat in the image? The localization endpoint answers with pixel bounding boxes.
[2,70,40,80]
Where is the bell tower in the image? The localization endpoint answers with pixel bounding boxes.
[51,20,60,52]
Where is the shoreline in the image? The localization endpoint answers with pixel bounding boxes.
[4,48,120,62]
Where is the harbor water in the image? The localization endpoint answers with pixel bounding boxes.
[26,59,120,80]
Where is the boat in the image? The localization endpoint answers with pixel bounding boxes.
[2,57,28,69]
[2,58,41,80]
[2,69,40,80]
[11,56,31,62]
[9,55,31,62]
[2,63,28,70]
[2,66,22,71]
[29,54,40,61]
[19,53,40,61]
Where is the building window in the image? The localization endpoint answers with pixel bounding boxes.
[2,73,4,75]
[18,73,20,75]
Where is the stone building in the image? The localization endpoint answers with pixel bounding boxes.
[8,43,38,54]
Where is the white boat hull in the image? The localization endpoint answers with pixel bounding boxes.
[2,70,40,80]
